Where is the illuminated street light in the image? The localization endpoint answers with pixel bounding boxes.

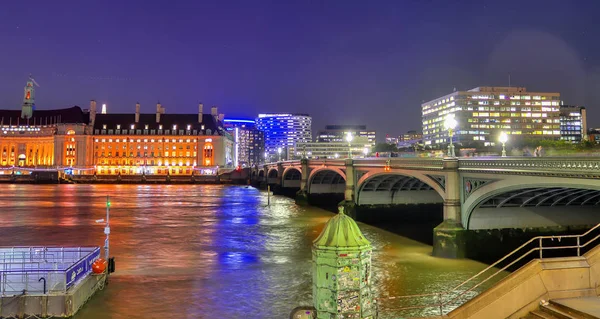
[444,114,458,158]
[345,133,353,158]
[363,147,369,158]
[499,132,508,157]
[334,153,339,159]
[278,147,282,161]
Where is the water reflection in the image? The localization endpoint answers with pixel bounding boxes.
[0,185,498,319]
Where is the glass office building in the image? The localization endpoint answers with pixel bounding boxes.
[223,119,265,167]
[559,105,587,143]
[255,113,312,161]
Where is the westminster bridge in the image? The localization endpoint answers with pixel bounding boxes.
[251,157,600,258]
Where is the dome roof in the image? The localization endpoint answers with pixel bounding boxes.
[313,207,371,250]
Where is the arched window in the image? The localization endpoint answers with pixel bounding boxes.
[203,143,214,166]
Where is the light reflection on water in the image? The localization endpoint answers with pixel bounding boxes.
[0,185,500,319]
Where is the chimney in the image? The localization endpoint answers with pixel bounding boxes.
[198,103,203,123]
[135,102,140,123]
[156,102,162,123]
[211,106,218,121]
[90,100,97,125]
[218,113,224,122]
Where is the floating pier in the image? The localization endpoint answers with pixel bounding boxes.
[0,246,106,318]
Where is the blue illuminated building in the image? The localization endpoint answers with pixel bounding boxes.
[255,113,312,161]
[223,119,264,166]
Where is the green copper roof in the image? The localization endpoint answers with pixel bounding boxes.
[313,207,371,249]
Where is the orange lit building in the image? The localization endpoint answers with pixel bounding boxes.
[91,102,235,176]
[0,78,235,179]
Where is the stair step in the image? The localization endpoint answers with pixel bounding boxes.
[530,309,562,319]
[541,304,580,319]
[550,298,600,319]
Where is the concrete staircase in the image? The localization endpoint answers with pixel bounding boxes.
[524,297,600,319]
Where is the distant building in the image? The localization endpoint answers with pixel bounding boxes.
[1,80,235,177]
[588,128,600,144]
[399,130,422,142]
[385,134,398,145]
[422,87,561,147]
[256,113,312,161]
[223,119,264,167]
[559,105,586,143]
[316,125,376,147]
[295,137,371,159]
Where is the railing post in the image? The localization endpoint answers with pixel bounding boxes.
[438,293,443,316]
[577,237,581,256]
[539,238,543,259]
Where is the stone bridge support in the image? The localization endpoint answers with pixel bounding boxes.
[295,159,310,205]
[338,159,357,219]
[433,158,466,259]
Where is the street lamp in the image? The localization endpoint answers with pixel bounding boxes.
[444,114,458,158]
[277,147,282,161]
[363,147,369,158]
[499,132,508,157]
[334,153,339,159]
[345,132,353,158]
[264,151,268,163]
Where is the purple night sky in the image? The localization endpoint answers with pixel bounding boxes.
[0,1,598,139]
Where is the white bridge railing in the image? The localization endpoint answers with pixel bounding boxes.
[263,157,600,175]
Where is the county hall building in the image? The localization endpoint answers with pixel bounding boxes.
[0,78,235,179]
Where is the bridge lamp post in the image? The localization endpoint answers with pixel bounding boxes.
[334,153,339,159]
[345,132,353,158]
[499,132,508,157]
[363,147,369,158]
[444,115,458,158]
[277,147,282,162]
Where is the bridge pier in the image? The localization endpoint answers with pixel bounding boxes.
[338,159,358,219]
[295,159,310,206]
[433,158,466,259]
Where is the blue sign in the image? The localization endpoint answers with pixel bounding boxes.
[66,248,101,289]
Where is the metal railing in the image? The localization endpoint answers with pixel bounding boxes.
[0,247,100,296]
[381,223,600,317]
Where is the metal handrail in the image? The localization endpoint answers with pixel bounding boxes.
[384,223,600,316]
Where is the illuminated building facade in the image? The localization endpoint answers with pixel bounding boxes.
[223,119,264,167]
[316,125,376,147]
[0,78,94,174]
[422,87,561,147]
[0,79,235,177]
[295,137,371,159]
[92,103,235,175]
[256,113,311,162]
[559,105,587,143]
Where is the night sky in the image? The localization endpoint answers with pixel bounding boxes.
[1,1,599,139]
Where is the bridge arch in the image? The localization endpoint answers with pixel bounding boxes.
[282,167,302,188]
[356,171,445,206]
[307,167,346,194]
[258,169,265,178]
[463,176,600,230]
[267,168,279,178]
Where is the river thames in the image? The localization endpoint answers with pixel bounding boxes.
[0,184,498,318]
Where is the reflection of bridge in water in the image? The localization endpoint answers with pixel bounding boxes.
[252,157,600,258]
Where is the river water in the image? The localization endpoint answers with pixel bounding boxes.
[0,185,500,319]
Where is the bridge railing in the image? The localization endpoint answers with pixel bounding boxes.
[379,223,600,317]
[458,157,600,173]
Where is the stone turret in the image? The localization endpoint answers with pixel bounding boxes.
[312,206,376,318]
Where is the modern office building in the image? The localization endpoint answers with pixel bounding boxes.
[255,113,312,161]
[559,105,587,143]
[399,130,422,142]
[422,87,561,147]
[0,79,235,176]
[316,125,376,147]
[294,137,372,159]
[385,134,399,145]
[223,119,264,167]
